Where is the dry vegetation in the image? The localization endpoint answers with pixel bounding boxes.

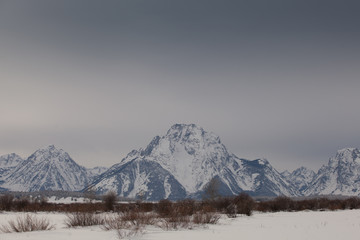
[2,192,360,238]
[0,214,54,233]
[65,212,105,227]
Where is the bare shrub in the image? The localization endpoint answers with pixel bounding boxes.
[0,194,14,211]
[269,196,294,212]
[102,215,126,230]
[192,205,220,225]
[202,178,221,201]
[122,211,157,226]
[103,212,157,239]
[225,203,237,218]
[212,197,232,212]
[103,191,117,211]
[137,202,154,212]
[65,212,105,227]
[14,197,30,211]
[159,215,192,230]
[233,192,255,216]
[103,211,157,230]
[174,199,196,216]
[328,199,343,211]
[0,214,54,233]
[293,199,316,211]
[198,203,216,214]
[156,199,173,218]
[103,215,143,239]
[192,211,220,225]
[156,200,194,230]
[345,197,360,209]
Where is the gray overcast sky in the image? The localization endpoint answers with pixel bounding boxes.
[1,0,360,171]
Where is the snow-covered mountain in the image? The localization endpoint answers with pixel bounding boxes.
[88,124,298,200]
[304,148,360,196]
[282,167,316,193]
[2,128,360,199]
[86,166,109,182]
[236,158,299,197]
[0,153,23,168]
[1,145,91,192]
[0,153,24,184]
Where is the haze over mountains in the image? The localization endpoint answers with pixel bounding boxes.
[0,124,359,201]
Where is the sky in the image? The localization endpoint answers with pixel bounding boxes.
[0,0,360,171]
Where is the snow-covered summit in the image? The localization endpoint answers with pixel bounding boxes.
[28,145,72,164]
[304,148,360,196]
[0,153,23,168]
[329,148,360,166]
[0,153,24,182]
[90,123,297,200]
[2,145,90,192]
[135,123,232,193]
[165,124,221,146]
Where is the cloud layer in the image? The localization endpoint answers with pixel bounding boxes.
[1,0,360,170]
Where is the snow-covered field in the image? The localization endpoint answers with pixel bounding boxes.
[1,210,360,240]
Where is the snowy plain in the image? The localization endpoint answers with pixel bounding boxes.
[1,210,360,240]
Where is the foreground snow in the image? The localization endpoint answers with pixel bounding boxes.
[1,210,360,240]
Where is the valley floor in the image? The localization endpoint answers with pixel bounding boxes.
[1,210,360,240]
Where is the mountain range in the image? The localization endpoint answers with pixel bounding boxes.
[0,124,359,201]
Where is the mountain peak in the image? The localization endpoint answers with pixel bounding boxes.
[28,145,70,164]
[304,147,360,196]
[332,147,360,164]
[166,123,221,145]
[40,144,62,152]
[336,147,358,155]
[0,153,23,168]
[3,145,90,192]
[167,123,205,137]
[37,144,64,153]
[0,153,22,160]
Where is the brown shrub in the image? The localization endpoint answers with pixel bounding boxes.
[225,203,237,218]
[0,214,54,233]
[0,194,14,211]
[156,199,173,218]
[103,191,117,211]
[136,202,154,212]
[269,196,294,212]
[345,197,360,209]
[65,212,105,227]
[233,193,255,216]
[211,197,232,213]
[14,197,30,211]
[192,211,220,225]
[173,199,196,216]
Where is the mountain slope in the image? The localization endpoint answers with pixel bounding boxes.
[89,124,298,200]
[235,158,299,197]
[0,153,24,186]
[282,167,316,193]
[304,148,360,196]
[89,157,187,200]
[86,166,108,182]
[2,145,90,192]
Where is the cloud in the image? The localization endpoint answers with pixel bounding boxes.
[0,0,359,170]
